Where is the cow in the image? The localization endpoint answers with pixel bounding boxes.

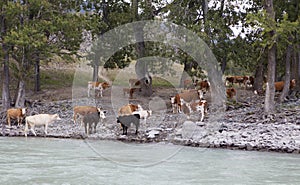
[195,80,210,92]
[118,104,143,116]
[24,114,61,137]
[226,76,249,87]
[73,106,106,126]
[226,87,237,100]
[87,81,110,97]
[123,87,141,99]
[117,114,141,135]
[82,110,106,135]
[132,109,152,124]
[6,108,27,127]
[170,96,178,113]
[275,79,296,92]
[246,76,255,88]
[172,90,204,113]
[181,99,208,121]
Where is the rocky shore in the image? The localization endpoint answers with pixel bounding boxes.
[1,88,300,154]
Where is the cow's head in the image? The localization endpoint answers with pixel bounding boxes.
[101,82,110,89]
[97,108,107,119]
[53,114,62,121]
[21,108,27,115]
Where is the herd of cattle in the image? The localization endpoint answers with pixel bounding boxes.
[4,75,297,137]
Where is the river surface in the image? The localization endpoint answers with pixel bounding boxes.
[1,137,300,185]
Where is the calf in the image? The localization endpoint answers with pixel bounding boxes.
[123,87,141,98]
[275,79,296,92]
[118,104,143,116]
[226,76,248,87]
[82,110,106,135]
[6,108,27,127]
[24,114,61,137]
[181,99,208,121]
[226,87,237,101]
[117,114,141,135]
[87,81,110,97]
[196,80,210,92]
[73,106,105,125]
[172,90,204,113]
[132,109,152,124]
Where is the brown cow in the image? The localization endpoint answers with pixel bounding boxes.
[171,90,204,113]
[275,79,296,92]
[226,87,237,100]
[7,108,27,127]
[196,80,210,92]
[87,81,110,97]
[226,76,249,87]
[118,104,143,116]
[73,106,105,125]
[181,99,208,121]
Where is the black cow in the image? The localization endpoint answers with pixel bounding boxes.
[83,111,106,135]
[117,114,141,135]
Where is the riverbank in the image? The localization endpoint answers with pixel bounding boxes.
[1,87,300,154]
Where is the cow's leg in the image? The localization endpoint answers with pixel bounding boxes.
[30,125,37,136]
[44,124,48,135]
[17,117,21,127]
[86,123,90,135]
[94,122,97,133]
[7,116,11,127]
[135,124,139,135]
[73,113,77,124]
[84,123,87,134]
[87,87,91,97]
[121,124,125,135]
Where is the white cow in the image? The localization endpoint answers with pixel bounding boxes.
[132,109,152,124]
[24,114,61,137]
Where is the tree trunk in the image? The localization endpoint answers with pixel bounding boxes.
[2,44,11,110]
[15,80,26,108]
[180,57,193,88]
[221,57,227,74]
[1,12,11,110]
[34,59,41,92]
[132,0,153,96]
[264,0,276,113]
[92,64,99,81]
[279,41,292,102]
[253,58,264,94]
[290,43,300,97]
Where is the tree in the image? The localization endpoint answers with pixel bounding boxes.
[0,0,11,110]
[263,0,276,113]
[1,0,86,107]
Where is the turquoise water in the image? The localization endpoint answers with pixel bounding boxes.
[0,137,300,185]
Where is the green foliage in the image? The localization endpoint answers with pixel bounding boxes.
[1,0,87,80]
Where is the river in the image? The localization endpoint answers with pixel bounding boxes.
[1,137,300,185]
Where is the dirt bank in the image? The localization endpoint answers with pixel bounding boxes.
[1,86,300,154]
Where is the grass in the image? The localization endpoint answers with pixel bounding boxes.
[39,69,75,89]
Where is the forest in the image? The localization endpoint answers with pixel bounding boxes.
[0,0,299,114]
